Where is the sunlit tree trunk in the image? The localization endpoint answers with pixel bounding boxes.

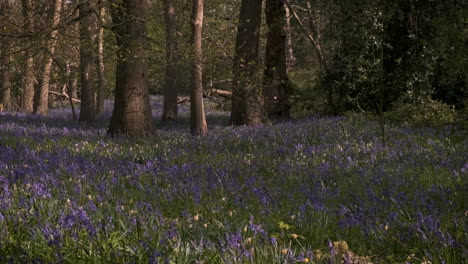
[284,3,296,73]
[263,0,290,119]
[79,0,96,122]
[69,64,78,99]
[96,4,106,115]
[190,0,208,135]
[230,0,265,126]
[21,0,35,113]
[162,0,179,122]
[0,54,11,111]
[34,0,62,115]
[108,0,154,137]
[0,0,12,111]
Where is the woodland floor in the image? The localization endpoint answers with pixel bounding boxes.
[0,96,466,263]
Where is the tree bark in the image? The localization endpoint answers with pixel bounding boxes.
[108,0,154,137]
[79,0,96,122]
[96,4,106,115]
[21,0,35,113]
[264,0,290,119]
[230,0,265,126]
[190,0,208,136]
[34,0,62,115]
[162,0,179,122]
[0,0,12,111]
[0,54,12,111]
[68,64,79,99]
[65,63,77,120]
[284,3,296,73]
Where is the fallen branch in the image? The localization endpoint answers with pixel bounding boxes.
[177,88,232,104]
[49,90,81,103]
[177,96,191,104]
[208,88,232,99]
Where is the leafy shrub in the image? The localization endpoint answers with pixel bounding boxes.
[289,80,332,117]
[387,97,455,127]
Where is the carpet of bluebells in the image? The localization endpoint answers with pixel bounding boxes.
[0,97,466,263]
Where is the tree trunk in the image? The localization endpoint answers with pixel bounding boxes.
[190,0,208,136]
[0,54,12,111]
[65,63,77,120]
[230,0,265,126]
[69,64,79,99]
[284,3,296,73]
[264,0,290,119]
[21,0,35,113]
[0,0,12,111]
[162,0,179,122]
[108,0,154,137]
[95,4,106,115]
[79,0,96,122]
[34,0,62,115]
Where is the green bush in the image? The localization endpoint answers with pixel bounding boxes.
[387,98,456,127]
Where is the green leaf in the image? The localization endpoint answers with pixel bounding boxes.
[278,221,294,230]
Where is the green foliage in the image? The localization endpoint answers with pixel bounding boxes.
[317,0,466,114]
[289,70,332,117]
[387,98,456,127]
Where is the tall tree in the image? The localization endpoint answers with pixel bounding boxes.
[21,0,35,113]
[284,2,295,73]
[108,0,154,136]
[263,0,289,119]
[230,0,265,126]
[190,0,208,135]
[67,63,79,100]
[95,3,106,115]
[0,0,12,111]
[34,0,62,115]
[161,0,179,122]
[0,54,11,111]
[79,0,96,122]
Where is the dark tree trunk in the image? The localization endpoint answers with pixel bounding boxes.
[96,5,106,115]
[162,0,179,122]
[264,0,290,119]
[21,0,35,113]
[108,0,154,137]
[79,1,96,122]
[34,0,62,115]
[230,0,265,126]
[190,0,208,136]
